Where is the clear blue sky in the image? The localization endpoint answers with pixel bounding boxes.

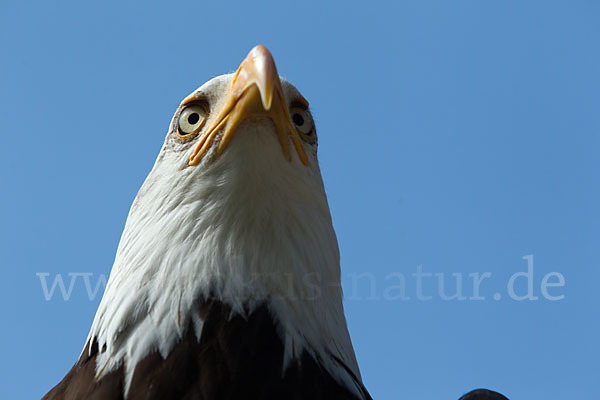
[1,1,598,399]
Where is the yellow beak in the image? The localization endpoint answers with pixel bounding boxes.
[185,45,309,166]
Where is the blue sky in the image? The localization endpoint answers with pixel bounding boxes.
[1,1,598,399]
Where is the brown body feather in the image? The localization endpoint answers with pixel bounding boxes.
[43,299,371,400]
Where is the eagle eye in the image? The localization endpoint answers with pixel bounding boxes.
[177,103,208,140]
[290,107,315,143]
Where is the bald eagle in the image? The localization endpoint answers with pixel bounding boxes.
[44,45,371,400]
[43,45,509,400]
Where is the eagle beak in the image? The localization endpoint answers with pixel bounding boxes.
[186,45,309,166]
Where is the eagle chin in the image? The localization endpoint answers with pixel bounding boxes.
[43,45,372,400]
